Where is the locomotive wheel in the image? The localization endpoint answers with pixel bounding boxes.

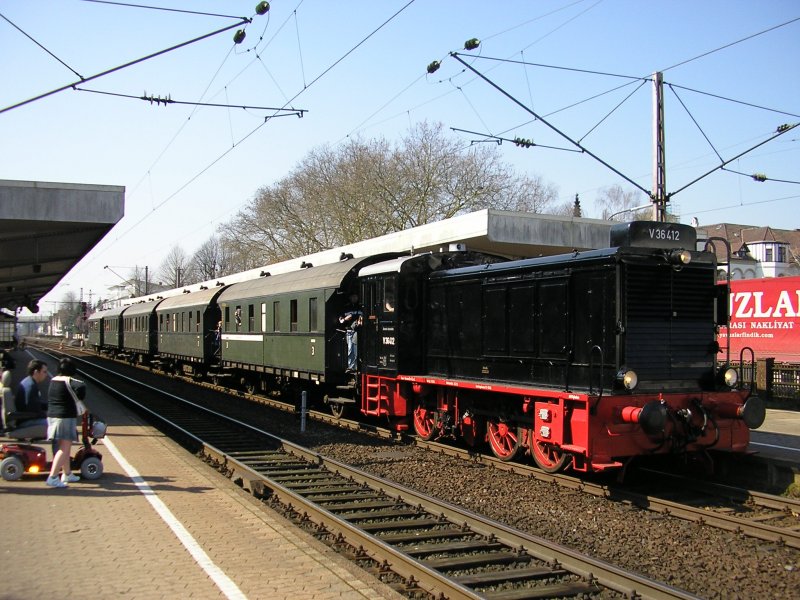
[531,440,569,473]
[413,405,438,441]
[487,419,522,461]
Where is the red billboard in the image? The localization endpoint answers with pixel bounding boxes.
[718,276,800,363]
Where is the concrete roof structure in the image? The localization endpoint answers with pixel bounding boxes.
[0,179,124,312]
[124,209,614,306]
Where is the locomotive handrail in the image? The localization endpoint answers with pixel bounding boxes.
[739,346,756,391]
[588,344,604,408]
[703,236,732,363]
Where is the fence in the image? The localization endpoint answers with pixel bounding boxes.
[735,359,800,410]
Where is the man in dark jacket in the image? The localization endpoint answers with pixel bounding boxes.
[14,359,49,428]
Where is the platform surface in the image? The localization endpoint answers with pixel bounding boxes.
[1,351,401,600]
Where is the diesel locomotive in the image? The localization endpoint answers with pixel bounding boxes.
[87,221,765,474]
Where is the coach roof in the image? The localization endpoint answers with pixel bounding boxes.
[218,258,371,303]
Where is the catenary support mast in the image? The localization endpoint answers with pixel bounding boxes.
[652,72,668,222]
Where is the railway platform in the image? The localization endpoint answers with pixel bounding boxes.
[1,350,402,600]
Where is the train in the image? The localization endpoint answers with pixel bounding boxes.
[0,310,17,349]
[87,221,765,474]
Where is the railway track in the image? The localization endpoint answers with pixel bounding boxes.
[416,440,800,551]
[47,348,698,600]
[37,341,800,551]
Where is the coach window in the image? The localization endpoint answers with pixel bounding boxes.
[196,310,200,332]
[261,303,267,332]
[188,311,193,333]
[234,306,242,331]
[309,297,318,331]
[224,306,230,331]
[273,301,280,332]
[248,304,255,332]
[290,299,298,332]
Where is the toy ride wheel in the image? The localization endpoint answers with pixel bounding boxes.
[1,455,24,481]
[80,456,103,480]
[531,440,569,473]
[413,404,438,441]
[487,419,522,461]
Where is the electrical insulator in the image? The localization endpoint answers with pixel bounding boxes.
[426,60,440,74]
[751,173,768,182]
[464,38,480,51]
[256,1,270,15]
[233,29,246,44]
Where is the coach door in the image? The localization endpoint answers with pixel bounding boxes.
[360,274,399,375]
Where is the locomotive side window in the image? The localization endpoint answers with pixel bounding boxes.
[309,298,318,331]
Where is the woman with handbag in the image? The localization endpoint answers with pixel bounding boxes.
[45,357,87,488]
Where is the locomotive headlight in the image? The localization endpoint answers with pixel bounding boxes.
[669,249,692,265]
[617,368,638,390]
[721,367,738,388]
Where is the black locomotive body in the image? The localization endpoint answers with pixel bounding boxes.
[356,222,763,473]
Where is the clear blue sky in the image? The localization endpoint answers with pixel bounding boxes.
[1,0,798,309]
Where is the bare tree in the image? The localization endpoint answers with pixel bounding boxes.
[596,184,650,221]
[221,121,561,264]
[157,246,193,288]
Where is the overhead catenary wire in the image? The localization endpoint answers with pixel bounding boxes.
[0,18,251,115]
[77,0,248,21]
[0,12,83,79]
[74,87,306,114]
[72,0,420,277]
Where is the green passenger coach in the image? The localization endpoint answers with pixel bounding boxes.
[217,256,382,396]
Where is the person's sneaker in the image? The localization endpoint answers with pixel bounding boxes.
[61,473,80,483]
[46,475,67,488]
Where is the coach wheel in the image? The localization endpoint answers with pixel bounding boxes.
[531,440,569,473]
[242,378,256,395]
[330,402,348,420]
[1,455,24,481]
[413,405,438,441]
[80,456,103,480]
[487,419,522,461]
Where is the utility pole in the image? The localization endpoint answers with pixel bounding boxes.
[652,71,667,222]
[145,265,149,295]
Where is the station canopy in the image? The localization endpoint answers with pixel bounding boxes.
[0,179,124,313]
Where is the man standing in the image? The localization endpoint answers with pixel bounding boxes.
[14,359,49,428]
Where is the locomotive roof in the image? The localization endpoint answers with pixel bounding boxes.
[218,257,371,303]
[428,244,714,280]
[156,285,227,312]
